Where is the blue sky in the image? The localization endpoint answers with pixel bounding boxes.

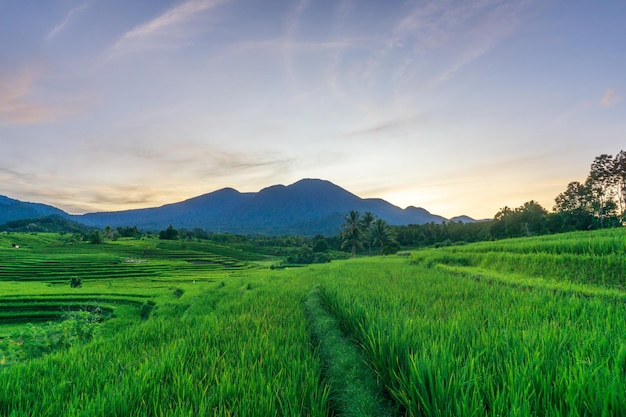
[1,0,624,219]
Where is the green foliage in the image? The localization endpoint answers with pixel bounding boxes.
[1,308,102,365]
[304,287,395,416]
[285,244,332,264]
[139,300,156,321]
[0,262,331,416]
[491,200,549,238]
[3,229,626,415]
[317,252,626,416]
[553,151,625,229]
[89,230,103,244]
[116,226,141,239]
[341,210,363,257]
[369,218,395,255]
[0,214,92,234]
[340,210,397,256]
[159,224,179,240]
[394,220,492,248]
[311,235,328,252]
[411,228,626,289]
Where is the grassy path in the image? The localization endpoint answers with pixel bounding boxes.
[304,286,396,417]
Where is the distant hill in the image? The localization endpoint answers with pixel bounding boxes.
[1,179,477,236]
[449,215,478,223]
[0,195,70,225]
[0,214,92,234]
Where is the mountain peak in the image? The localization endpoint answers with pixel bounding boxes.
[290,178,333,187]
[449,215,477,223]
[1,179,459,235]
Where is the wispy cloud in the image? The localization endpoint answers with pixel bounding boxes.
[285,0,309,39]
[0,166,27,184]
[556,87,623,125]
[342,113,425,139]
[111,0,226,52]
[83,136,293,185]
[79,185,168,208]
[225,38,352,57]
[601,88,621,107]
[355,0,537,88]
[410,0,536,85]
[46,2,92,41]
[0,72,62,124]
[0,71,91,125]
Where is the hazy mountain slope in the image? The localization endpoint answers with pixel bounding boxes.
[0,196,70,225]
[2,179,474,235]
[79,187,255,230]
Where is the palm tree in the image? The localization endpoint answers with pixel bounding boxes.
[370,218,394,255]
[361,211,376,255]
[341,210,363,258]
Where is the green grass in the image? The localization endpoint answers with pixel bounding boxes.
[305,286,395,417]
[2,229,626,415]
[410,228,626,289]
[315,256,626,416]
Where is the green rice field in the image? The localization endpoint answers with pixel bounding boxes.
[1,228,626,416]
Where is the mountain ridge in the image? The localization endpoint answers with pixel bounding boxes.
[0,179,476,236]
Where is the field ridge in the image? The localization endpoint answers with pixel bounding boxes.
[304,286,396,417]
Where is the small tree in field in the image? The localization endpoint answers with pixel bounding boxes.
[89,230,103,244]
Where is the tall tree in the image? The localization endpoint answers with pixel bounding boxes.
[553,181,595,230]
[361,211,376,255]
[369,218,394,255]
[490,206,513,238]
[554,181,591,213]
[587,154,618,228]
[341,210,363,258]
[516,200,548,236]
[614,150,626,217]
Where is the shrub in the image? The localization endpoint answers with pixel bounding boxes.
[0,307,102,365]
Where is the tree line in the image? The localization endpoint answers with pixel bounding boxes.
[394,150,626,247]
[341,211,398,257]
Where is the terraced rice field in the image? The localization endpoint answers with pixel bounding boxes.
[2,228,626,416]
[0,233,262,337]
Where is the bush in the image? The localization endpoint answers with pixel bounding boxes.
[0,308,102,365]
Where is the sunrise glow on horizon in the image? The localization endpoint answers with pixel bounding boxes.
[1,0,624,220]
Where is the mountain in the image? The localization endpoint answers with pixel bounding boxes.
[78,179,453,235]
[80,187,255,231]
[1,179,476,236]
[0,195,70,225]
[449,215,478,223]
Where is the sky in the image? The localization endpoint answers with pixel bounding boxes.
[1,0,625,219]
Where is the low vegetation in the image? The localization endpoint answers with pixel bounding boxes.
[1,226,626,416]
